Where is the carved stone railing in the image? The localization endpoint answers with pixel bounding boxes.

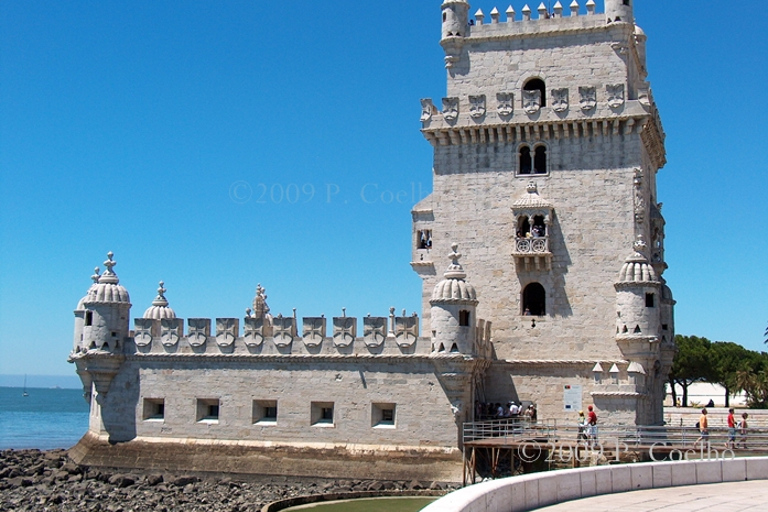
[512,237,552,271]
[513,236,549,254]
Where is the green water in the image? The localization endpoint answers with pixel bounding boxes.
[282,496,436,511]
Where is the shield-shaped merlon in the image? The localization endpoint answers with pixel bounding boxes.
[395,315,419,344]
[244,316,266,347]
[302,317,326,348]
[216,318,239,347]
[333,316,356,347]
[364,317,387,347]
[273,316,295,347]
[187,318,210,347]
[133,318,154,347]
[160,318,183,347]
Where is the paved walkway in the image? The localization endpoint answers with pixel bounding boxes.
[534,480,767,511]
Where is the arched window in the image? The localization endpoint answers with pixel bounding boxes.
[518,144,547,175]
[533,145,547,174]
[519,146,532,174]
[523,78,546,107]
[522,283,546,316]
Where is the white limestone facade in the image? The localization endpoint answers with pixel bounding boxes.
[413,0,674,426]
[68,1,675,481]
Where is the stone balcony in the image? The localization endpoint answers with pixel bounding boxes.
[512,236,552,271]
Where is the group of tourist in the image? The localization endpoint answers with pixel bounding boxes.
[577,405,599,447]
[516,225,546,239]
[694,407,749,449]
[476,401,537,422]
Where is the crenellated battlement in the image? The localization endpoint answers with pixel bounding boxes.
[421,86,651,130]
[130,310,430,357]
[468,1,602,33]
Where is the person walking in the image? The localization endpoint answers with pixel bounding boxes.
[694,408,709,448]
[738,412,749,449]
[726,408,736,449]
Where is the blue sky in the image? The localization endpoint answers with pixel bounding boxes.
[1,1,767,379]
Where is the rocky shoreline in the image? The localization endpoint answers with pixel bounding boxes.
[0,449,454,512]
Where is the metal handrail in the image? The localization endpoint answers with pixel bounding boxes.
[463,419,768,450]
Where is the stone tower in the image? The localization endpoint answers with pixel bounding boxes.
[413,0,673,425]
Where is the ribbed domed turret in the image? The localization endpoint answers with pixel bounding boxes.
[83,252,131,305]
[617,237,658,284]
[431,244,478,304]
[143,281,176,320]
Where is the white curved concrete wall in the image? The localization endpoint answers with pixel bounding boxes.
[422,457,768,512]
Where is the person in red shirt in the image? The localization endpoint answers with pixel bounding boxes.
[587,405,598,447]
[726,408,736,449]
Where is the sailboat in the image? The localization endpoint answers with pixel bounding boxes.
[22,375,29,397]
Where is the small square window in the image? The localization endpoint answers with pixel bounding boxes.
[253,400,278,424]
[372,403,396,428]
[196,398,220,423]
[142,398,165,421]
[311,402,334,426]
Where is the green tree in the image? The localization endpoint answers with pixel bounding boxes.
[668,335,714,407]
[733,352,768,408]
[709,342,752,407]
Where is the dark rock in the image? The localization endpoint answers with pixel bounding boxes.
[108,474,136,488]
[407,479,424,490]
[171,475,198,487]
[146,474,164,486]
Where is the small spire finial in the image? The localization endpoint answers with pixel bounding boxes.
[151,280,169,307]
[98,252,119,284]
[443,243,467,280]
[91,267,101,283]
[103,252,116,273]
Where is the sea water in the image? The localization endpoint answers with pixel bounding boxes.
[0,387,89,450]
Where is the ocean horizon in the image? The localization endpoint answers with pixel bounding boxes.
[0,386,89,450]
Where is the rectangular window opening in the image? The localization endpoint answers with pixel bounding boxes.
[253,400,278,424]
[645,293,655,308]
[372,403,396,428]
[142,398,165,421]
[196,398,220,423]
[311,402,335,426]
[84,311,93,326]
